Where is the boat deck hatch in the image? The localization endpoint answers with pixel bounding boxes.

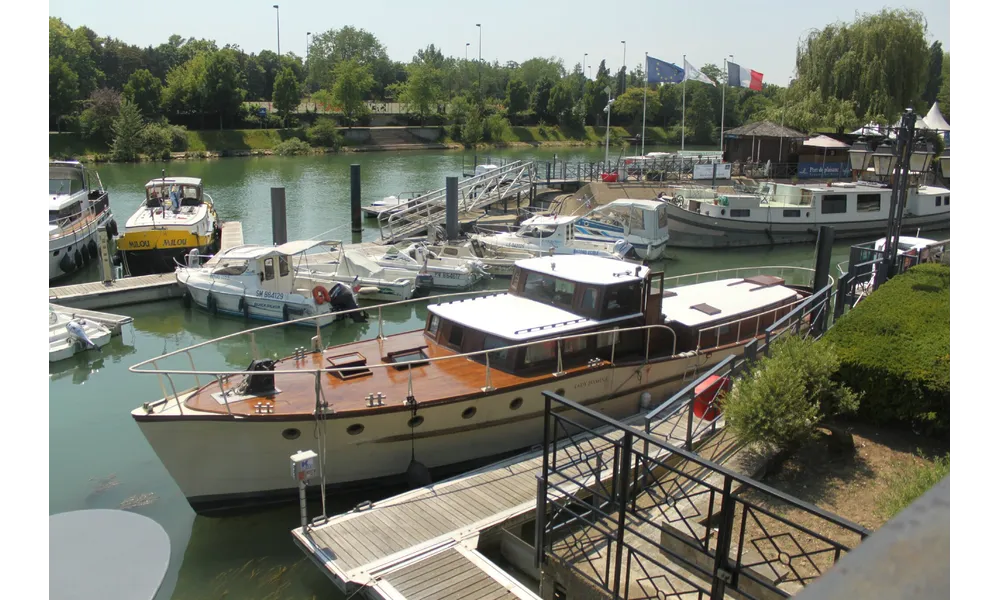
[740,275,786,289]
[327,352,372,380]
[385,347,429,370]
[661,290,678,298]
[690,303,722,316]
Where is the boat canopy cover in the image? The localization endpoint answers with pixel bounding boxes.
[220,240,338,260]
[144,177,203,188]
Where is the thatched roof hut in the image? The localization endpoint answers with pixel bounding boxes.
[723,121,808,164]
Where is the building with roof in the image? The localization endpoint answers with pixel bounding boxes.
[723,121,809,165]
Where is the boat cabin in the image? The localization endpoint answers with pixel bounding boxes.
[198,240,336,296]
[424,255,652,374]
[49,161,105,222]
[574,199,670,253]
[144,177,205,210]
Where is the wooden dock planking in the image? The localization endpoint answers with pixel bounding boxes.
[294,405,707,599]
[219,221,244,250]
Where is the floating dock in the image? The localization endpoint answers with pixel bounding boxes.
[49,304,133,336]
[47,221,244,310]
[293,401,714,600]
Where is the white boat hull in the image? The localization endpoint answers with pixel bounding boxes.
[179,275,338,327]
[132,349,731,513]
[49,211,113,281]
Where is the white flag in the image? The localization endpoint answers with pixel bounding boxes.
[684,59,716,86]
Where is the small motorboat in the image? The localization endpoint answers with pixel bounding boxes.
[297,242,420,302]
[49,307,112,362]
[337,242,489,290]
[361,192,427,219]
[49,161,116,281]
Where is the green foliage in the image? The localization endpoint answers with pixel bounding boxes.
[123,69,163,118]
[308,26,394,96]
[272,67,301,126]
[685,85,717,145]
[532,77,555,124]
[140,123,173,159]
[162,53,209,118]
[614,86,659,125]
[924,41,944,105]
[938,53,949,121]
[111,99,145,161]
[330,59,375,126]
[273,138,313,156]
[79,88,121,143]
[461,113,484,145]
[482,114,512,143]
[724,336,859,452]
[824,264,950,435]
[306,117,343,148]
[49,17,102,124]
[547,82,574,128]
[203,49,247,128]
[505,79,530,121]
[795,8,931,123]
[393,61,444,125]
[877,453,949,518]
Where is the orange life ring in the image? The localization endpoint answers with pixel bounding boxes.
[312,286,331,305]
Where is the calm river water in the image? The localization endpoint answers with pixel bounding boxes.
[48,146,947,599]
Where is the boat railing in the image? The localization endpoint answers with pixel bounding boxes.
[693,291,814,352]
[132,320,679,418]
[660,265,827,290]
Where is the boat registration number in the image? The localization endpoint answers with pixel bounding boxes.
[438,272,461,279]
[255,290,285,300]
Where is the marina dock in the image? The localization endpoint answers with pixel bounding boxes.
[48,221,244,310]
[49,304,133,336]
[292,399,716,600]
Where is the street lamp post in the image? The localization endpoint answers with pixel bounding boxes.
[476,24,482,93]
[620,41,626,95]
[583,53,588,95]
[306,32,311,56]
[465,42,469,61]
[603,87,614,167]
[273,5,280,56]
[874,108,935,285]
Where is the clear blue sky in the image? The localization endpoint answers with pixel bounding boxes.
[49,0,949,85]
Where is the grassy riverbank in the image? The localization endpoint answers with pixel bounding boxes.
[49,125,688,161]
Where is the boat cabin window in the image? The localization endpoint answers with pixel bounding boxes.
[857,194,881,212]
[147,184,201,206]
[935,196,942,206]
[783,209,801,218]
[597,330,620,348]
[447,324,465,349]
[263,258,275,281]
[821,195,848,214]
[426,314,441,337]
[657,204,668,228]
[517,225,557,239]
[521,272,576,311]
[213,259,249,276]
[730,209,751,218]
[602,283,641,319]
[49,205,80,224]
[49,177,83,195]
[524,340,556,365]
[279,256,290,277]
[581,287,599,312]
[386,348,429,370]
[483,335,512,363]
[945,196,950,205]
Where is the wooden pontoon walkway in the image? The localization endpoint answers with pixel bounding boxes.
[48,221,244,310]
[293,402,717,600]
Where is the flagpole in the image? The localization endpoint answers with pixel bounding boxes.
[681,54,686,151]
[641,52,648,156]
[720,57,727,151]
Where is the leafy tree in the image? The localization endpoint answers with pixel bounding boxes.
[505,78,530,122]
[306,117,343,148]
[923,41,943,105]
[516,57,565,93]
[547,81,575,127]
[794,8,931,123]
[95,37,145,91]
[685,84,716,145]
[308,26,390,95]
[49,17,102,125]
[699,63,723,85]
[331,59,375,127]
[111,99,144,161]
[392,61,444,124]
[532,77,555,123]
[414,44,445,68]
[203,49,247,129]
[586,60,613,126]
[938,53,949,121]
[123,69,162,119]
[613,86,659,124]
[162,53,209,124]
[49,56,79,129]
[80,88,122,143]
[656,84,682,127]
[272,67,301,126]
[723,336,859,453]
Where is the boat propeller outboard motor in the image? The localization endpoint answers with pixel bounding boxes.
[65,319,97,350]
[329,283,368,323]
[241,359,277,396]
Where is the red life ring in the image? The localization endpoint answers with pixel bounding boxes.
[312,286,331,305]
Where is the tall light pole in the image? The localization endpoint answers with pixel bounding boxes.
[620,41,627,94]
[583,53,588,95]
[476,24,482,93]
[273,5,280,56]
[465,42,469,61]
[306,32,311,59]
[604,86,615,167]
[721,54,733,151]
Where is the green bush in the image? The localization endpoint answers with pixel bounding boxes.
[877,453,949,518]
[273,138,313,156]
[166,124,189,151]
[825,264,950,435]
[140,124,172,159]
[483,114,512,143]
[306,117,344,148]
[462,114,484,145]
[724,336,859,452]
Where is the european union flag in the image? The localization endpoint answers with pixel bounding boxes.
[647,56,684,84]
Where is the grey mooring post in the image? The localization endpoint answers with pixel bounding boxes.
[270,188,287,245]
[350,164,362,233]
[711,162,718,189]
[446,176,459,241]
[812,225,835,332]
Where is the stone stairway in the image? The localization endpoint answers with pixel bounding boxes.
[363,127,445,151]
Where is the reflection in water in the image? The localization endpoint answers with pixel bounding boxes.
[48,331,138,384]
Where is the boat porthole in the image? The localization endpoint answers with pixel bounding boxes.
[408,415,425,428]
[720,209,726,216]
[510,397,523,411]
[347,424,365,436]
[282,428,301,440]
[462,407,477,419]
[556,388,566,397]
[806,212,810,217]
[53,250,59,256]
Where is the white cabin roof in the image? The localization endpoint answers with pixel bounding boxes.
[521,214,577,226]
[217,240,338,260]
[660,277,800,328]
[428,293,632,341]
[515,254,649,285]
[605,199,664,210]
[145,177,203,188]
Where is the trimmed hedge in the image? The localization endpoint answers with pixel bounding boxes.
[825,264,950,434]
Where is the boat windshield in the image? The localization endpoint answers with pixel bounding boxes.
[50,178,82,195]
[521,271,577,311]
[147,184,200,205]
[517,225,558,239]
[212,259,249,276]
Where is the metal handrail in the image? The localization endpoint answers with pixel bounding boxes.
[694,292,813,351]
[661,265,828,289]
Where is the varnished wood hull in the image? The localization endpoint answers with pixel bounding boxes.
[133,350,734,515]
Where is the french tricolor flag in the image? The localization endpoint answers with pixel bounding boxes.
[727,62,764,91]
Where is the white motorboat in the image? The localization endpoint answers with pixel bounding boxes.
[361,192,427,219]
[119,175,220,275]
[338,242,489,290]
[468,214,638,262]
[426,239,537,277]
[175,241,368,327]
[282,241,419,302]
[131,255,820,514]
[49,307,112,362]
[49,161,116,281]
[568,199,670,260]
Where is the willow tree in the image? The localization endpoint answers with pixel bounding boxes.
[795,8,930,124]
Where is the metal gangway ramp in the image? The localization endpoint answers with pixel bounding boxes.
[378,160,536,244]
